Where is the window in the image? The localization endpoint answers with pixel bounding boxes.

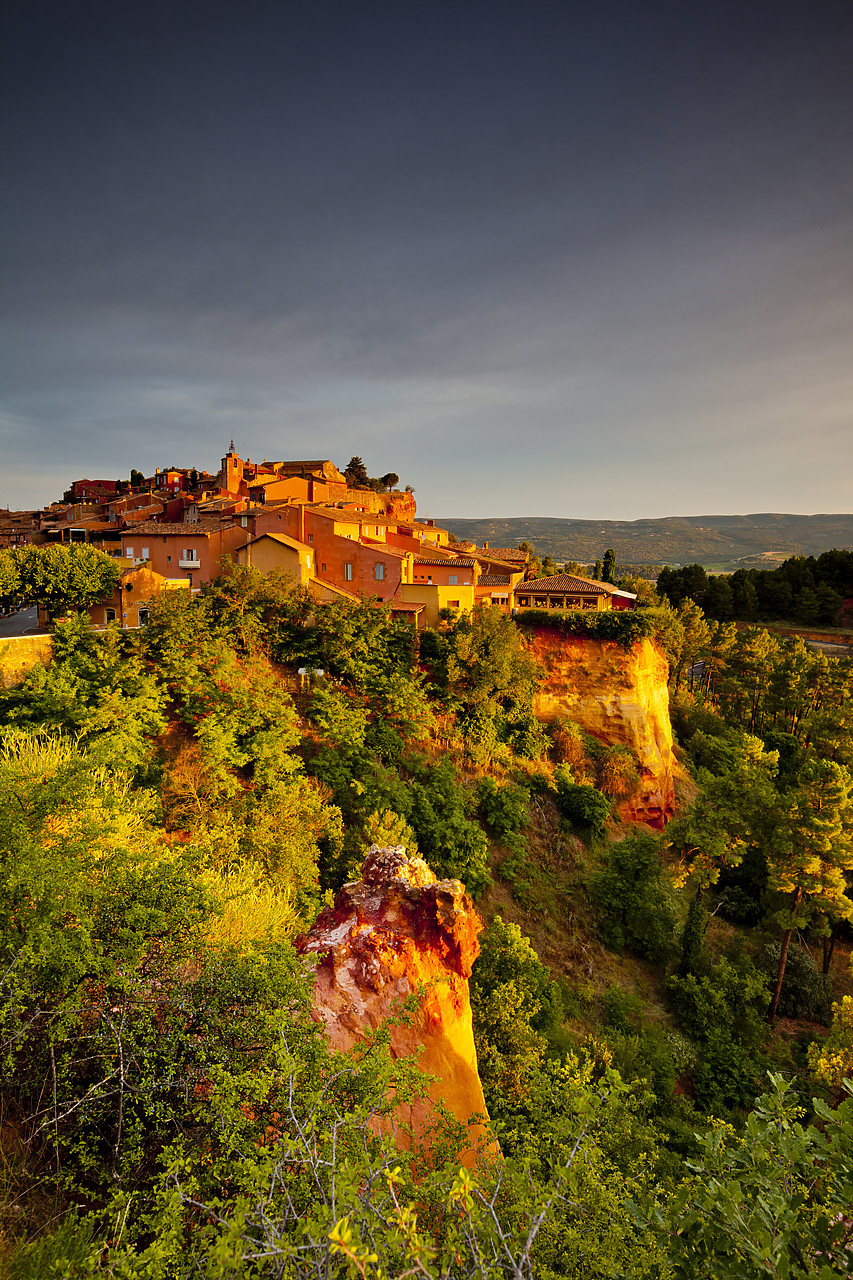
[105,608,116,623]
[322,563,327,572]
[138,609,149,626]
[308,534,314,543]
[518,595,529,606]
[344,562,353,581]
[375,563,385,581]
[141,546,149,560]
[182,549,198,561]
[448,600,460,609]
[125,546,134,559]
[167,555,171,563]
[448,574,457,585]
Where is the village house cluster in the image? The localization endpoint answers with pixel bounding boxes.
[2,446,635,628]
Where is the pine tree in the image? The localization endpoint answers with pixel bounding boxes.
[766,758,853,1021]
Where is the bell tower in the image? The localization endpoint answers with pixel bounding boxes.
[221,439,243,494]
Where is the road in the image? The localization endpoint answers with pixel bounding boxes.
[0,607,42,637]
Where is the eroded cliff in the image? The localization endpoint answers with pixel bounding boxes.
[296,845,492,1167]
[525,627,676,828]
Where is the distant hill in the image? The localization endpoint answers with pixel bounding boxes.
[436,513,853,572]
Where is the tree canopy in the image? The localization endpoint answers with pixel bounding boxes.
[0,543,120,613]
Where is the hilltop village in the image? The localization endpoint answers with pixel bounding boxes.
[2,452,853,1275]
[1,446,635,628]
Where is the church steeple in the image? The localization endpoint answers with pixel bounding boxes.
[220,442,243,494]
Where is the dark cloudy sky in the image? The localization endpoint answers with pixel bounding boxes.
[2,0,851,518]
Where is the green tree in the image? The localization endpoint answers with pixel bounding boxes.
[704,575,734,620]
[671,599,712,691]
[343,456,370,487]
[9,544,120,616]
[765,758,853,1021]
[0,613,166,774]
[589,831,676,962]
[660,1075,853,1278]
[470,916,560,1096]
[602,547,616,583]
[0,551,18,601]
[616,573,660,607]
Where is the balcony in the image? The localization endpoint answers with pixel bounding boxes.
[178,558,200,569]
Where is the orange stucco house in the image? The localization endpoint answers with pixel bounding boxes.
[235,532,316,584]
[120,519,246,589]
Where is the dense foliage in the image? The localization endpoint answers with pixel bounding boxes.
[2,558,853,1276]
[658,549,853,625]
[0,543,120,615]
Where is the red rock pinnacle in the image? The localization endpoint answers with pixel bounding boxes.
[296,846,493,1167]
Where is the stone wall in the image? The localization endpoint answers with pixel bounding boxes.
[0,634,53,687]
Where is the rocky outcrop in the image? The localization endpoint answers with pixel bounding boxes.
[525,628,676,828]
[296,846,492,1167]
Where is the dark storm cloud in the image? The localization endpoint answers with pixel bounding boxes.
[1,0,852,514]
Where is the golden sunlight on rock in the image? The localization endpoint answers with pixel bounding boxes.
[296,845,494,1167]
[527,629,677,828]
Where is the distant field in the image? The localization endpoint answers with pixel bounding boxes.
[437,513,853,571]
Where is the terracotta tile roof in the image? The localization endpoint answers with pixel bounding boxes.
[312,509,400,526]
[121,505,164,521]
[250,532,306,552]
[417,546,457,559]
[360,542,411,559]
[310,580,361,603]
[122,519,224,535]
[478,575,512,586]
[519,574,611,594]
[477,548,528,561]
[389,600,425,612]
[415,555,476,567]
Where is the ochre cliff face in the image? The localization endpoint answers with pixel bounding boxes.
[526,628,676,829]
[296,846,492,1167]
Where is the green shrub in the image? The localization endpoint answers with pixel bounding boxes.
[715,847,768,925]
[553,767,611,834]
[306,686,368,751]
[669,953,769,1050]
[760,942,832,1024]
[602,984,644,1033]
[407,759,492,897]
[668,952,770,1113]
[588,832,676,963]
[477,777,529,838]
